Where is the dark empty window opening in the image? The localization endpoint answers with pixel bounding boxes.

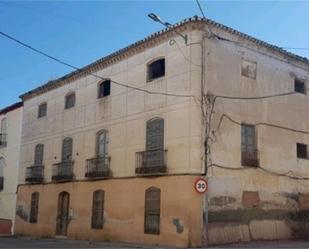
[148,58,165,81]
[98,80,111,98]
[295,79,306,94]
[297,143,308,159]
[38,103,47,118]
[65,93,75,109]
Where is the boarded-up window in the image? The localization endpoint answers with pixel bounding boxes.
[91,190,104,229]
[98,80,111,98]
[30,192,39,223]
[146,118,164,151]
[34,144,44,165]
[97,130,109,157]
[65,93,75,109]
[144,187,160,235]
[147,58,165,81]
[38,103,47,118]
[241,59,257,79]
[297,143,308,159]
[62,138,73,161]
[241,124,258,167]
[295,79,306,94]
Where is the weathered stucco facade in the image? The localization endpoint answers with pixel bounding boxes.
[14,17,309,246]
[0,103,23,235]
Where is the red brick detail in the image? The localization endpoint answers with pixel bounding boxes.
[242,191,260,208]
[0,219,12,235]
[298,194,309,210]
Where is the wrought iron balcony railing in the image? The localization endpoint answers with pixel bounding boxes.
[52,161,74,181]
[0,176,3,191]
[136,149,167,175]
[85,156,111,178]
[241,150,259,167]
[0,134,7,147]
[25,165,44,183]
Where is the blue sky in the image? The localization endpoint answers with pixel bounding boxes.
[0,0,308,109]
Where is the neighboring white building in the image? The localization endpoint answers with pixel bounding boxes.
[0,102,23,235]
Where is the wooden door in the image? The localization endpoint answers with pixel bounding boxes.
[56,192,70,236]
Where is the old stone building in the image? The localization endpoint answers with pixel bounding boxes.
[0,102,23,235]
[14,17,309,246]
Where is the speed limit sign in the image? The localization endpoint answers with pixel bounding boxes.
[194,178,208,194]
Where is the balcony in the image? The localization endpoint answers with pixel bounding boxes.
[136,149,167,175]
[26,165,44,183]
[0,176,3,191]
[85,156,111,178]
[241,150,259,167]
[0,134,7,147]
[52,161,74,181]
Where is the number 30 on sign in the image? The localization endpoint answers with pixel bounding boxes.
[194,178,208,194]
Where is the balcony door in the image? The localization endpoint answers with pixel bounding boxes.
[62,138,73,162]
[145,118,164,168]
[97,130,108,158]
[56,192,70,236]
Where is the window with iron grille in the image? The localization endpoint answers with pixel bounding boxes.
[38,103,47,118]
[65,93,75,109]
[91,190,104,229]
[147,58,165,81]
[98,80,111,98]
[0,157,4,191]
[0,118,7,147]
[295,79,306,94]
[30,192,39,223]
[241,124,258,167]
[34,144,44,165]
[297,143,308,159]
[144,187,160,235]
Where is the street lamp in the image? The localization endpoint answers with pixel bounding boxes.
[148,13,188,45]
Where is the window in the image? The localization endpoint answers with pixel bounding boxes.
[30,192,39,223]
[0,118,7,147]
[0,157,4,191]
[97,130,109,157]
[241,124,258,167]
[98,80,111,98]
[147,58,165,81]
[62,138,73,161]
[144,187,160,234]
[295,79,306,94]
[146,118,164,151]
[241,59,257,79]
[65,93,75,109]
[38,103,47,118]
[34,144,44,166]
[91,190,105,229]
[297,143,308,159]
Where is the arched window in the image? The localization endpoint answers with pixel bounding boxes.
[0,118,7,146]
[91,190,105,229]
[97,130,109,157]
[62,138,73,161]
[65,92,75,109]
[38,102,47,118]
[30,192,39,223]
[147,58,165,81]
[98,80,111,98]
[144,187,160,234]
[0,157,4,191]
[34,144,44,165]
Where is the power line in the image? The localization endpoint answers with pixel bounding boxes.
[195,0,206,19]
[214,90,301,100]
[0,30,194,98]
[282,47,309,51]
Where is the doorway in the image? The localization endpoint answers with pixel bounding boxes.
[56,192,70,236]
